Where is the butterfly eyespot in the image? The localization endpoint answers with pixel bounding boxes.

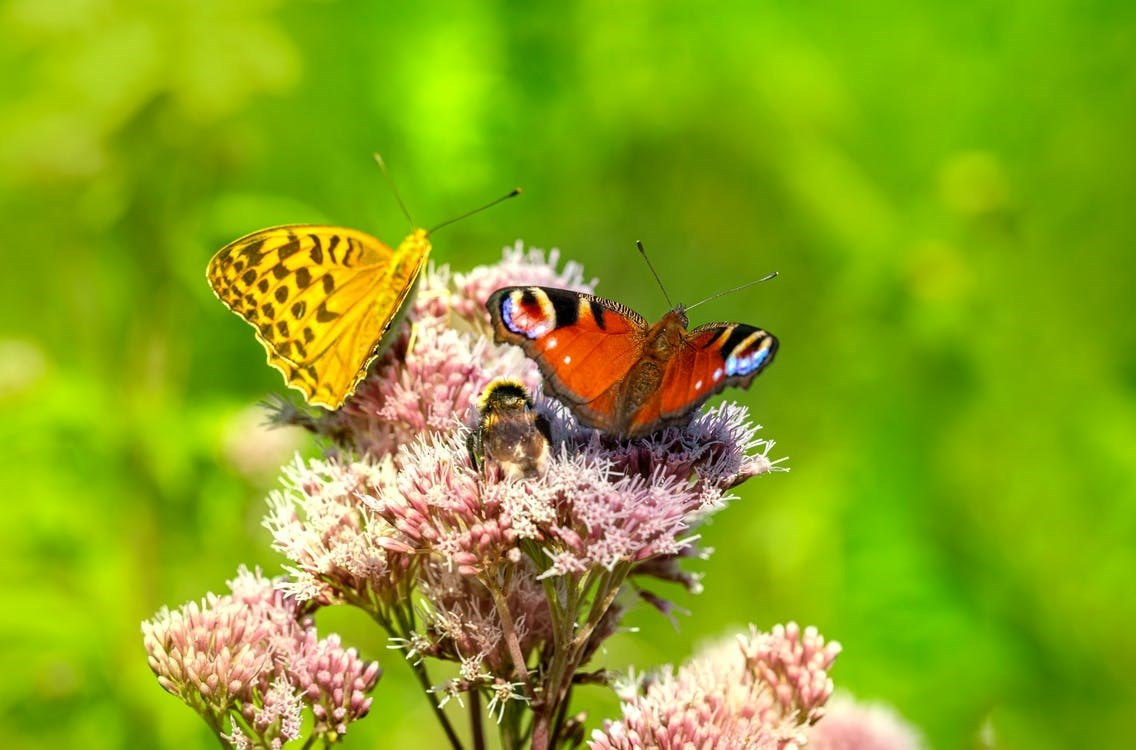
[726,339,772,377]
[501,289,556,339]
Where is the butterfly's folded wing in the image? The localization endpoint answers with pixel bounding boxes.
[487,287,646,419]
[626,322,778,435]
[208,225,425,408]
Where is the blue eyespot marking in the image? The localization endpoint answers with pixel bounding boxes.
[726,344,770,377]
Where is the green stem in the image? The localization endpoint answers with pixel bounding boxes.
[543,564,633,749]
[550,683,573,747]
[470,688,485,750]
[572,563,630,652]
[531,571,591,750]
[485,576,532,686]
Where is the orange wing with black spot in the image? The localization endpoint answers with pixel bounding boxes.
[486,286,645,415]
[486,286,778,437]
[207,225,430,408]
[624,323,778,435]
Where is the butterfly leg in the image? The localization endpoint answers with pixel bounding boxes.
[406,320,420,357]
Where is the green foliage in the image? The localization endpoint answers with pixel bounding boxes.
[3,0,1134,747]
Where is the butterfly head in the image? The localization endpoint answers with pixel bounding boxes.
[642,306,691,358]
[398,228,431,256]
[666,304,690,329]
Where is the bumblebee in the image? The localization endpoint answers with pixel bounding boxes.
[468,379,551,479]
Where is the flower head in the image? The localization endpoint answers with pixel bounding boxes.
[417,559,553,676]
[142,567,285,716]
[804,694,924,750]
[589,623,841,750]
[290,632,381,739]
[141,566,381,747]
[263,455,412,608]
[363,396,776,581]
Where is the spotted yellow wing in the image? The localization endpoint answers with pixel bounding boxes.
[207,225,430,408]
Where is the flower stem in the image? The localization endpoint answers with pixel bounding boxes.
[485,576,532,686]
[537,563,632,750]
[550,683,573,747]
[573,563,630,652]
[470,688,485,750]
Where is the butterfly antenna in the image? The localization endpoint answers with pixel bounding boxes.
[684,271,779,312]
[428,188,522,235]
[373,153,416,228]
[636,240,674,309]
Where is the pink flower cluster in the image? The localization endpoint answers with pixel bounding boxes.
[590,623,841,750]
[805,694,925,750]
[366,399,774,581]
[141,566,380,747]
[255,244,789,745]
[263,456,409,607]
[417,559,553,677]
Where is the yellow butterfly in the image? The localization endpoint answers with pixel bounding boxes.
[207,224,432,409]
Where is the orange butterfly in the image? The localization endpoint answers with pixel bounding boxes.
[486,280,778,437]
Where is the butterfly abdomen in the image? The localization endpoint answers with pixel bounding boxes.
[621,361,662,411]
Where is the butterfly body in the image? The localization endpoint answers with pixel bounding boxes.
[208,225,430,409]
[486,287,777,437]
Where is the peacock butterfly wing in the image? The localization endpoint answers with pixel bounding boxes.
[622,322,779,435]
[667,322,778,414]
[486,286,647,411]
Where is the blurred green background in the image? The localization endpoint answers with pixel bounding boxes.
[3,0,1134,747]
